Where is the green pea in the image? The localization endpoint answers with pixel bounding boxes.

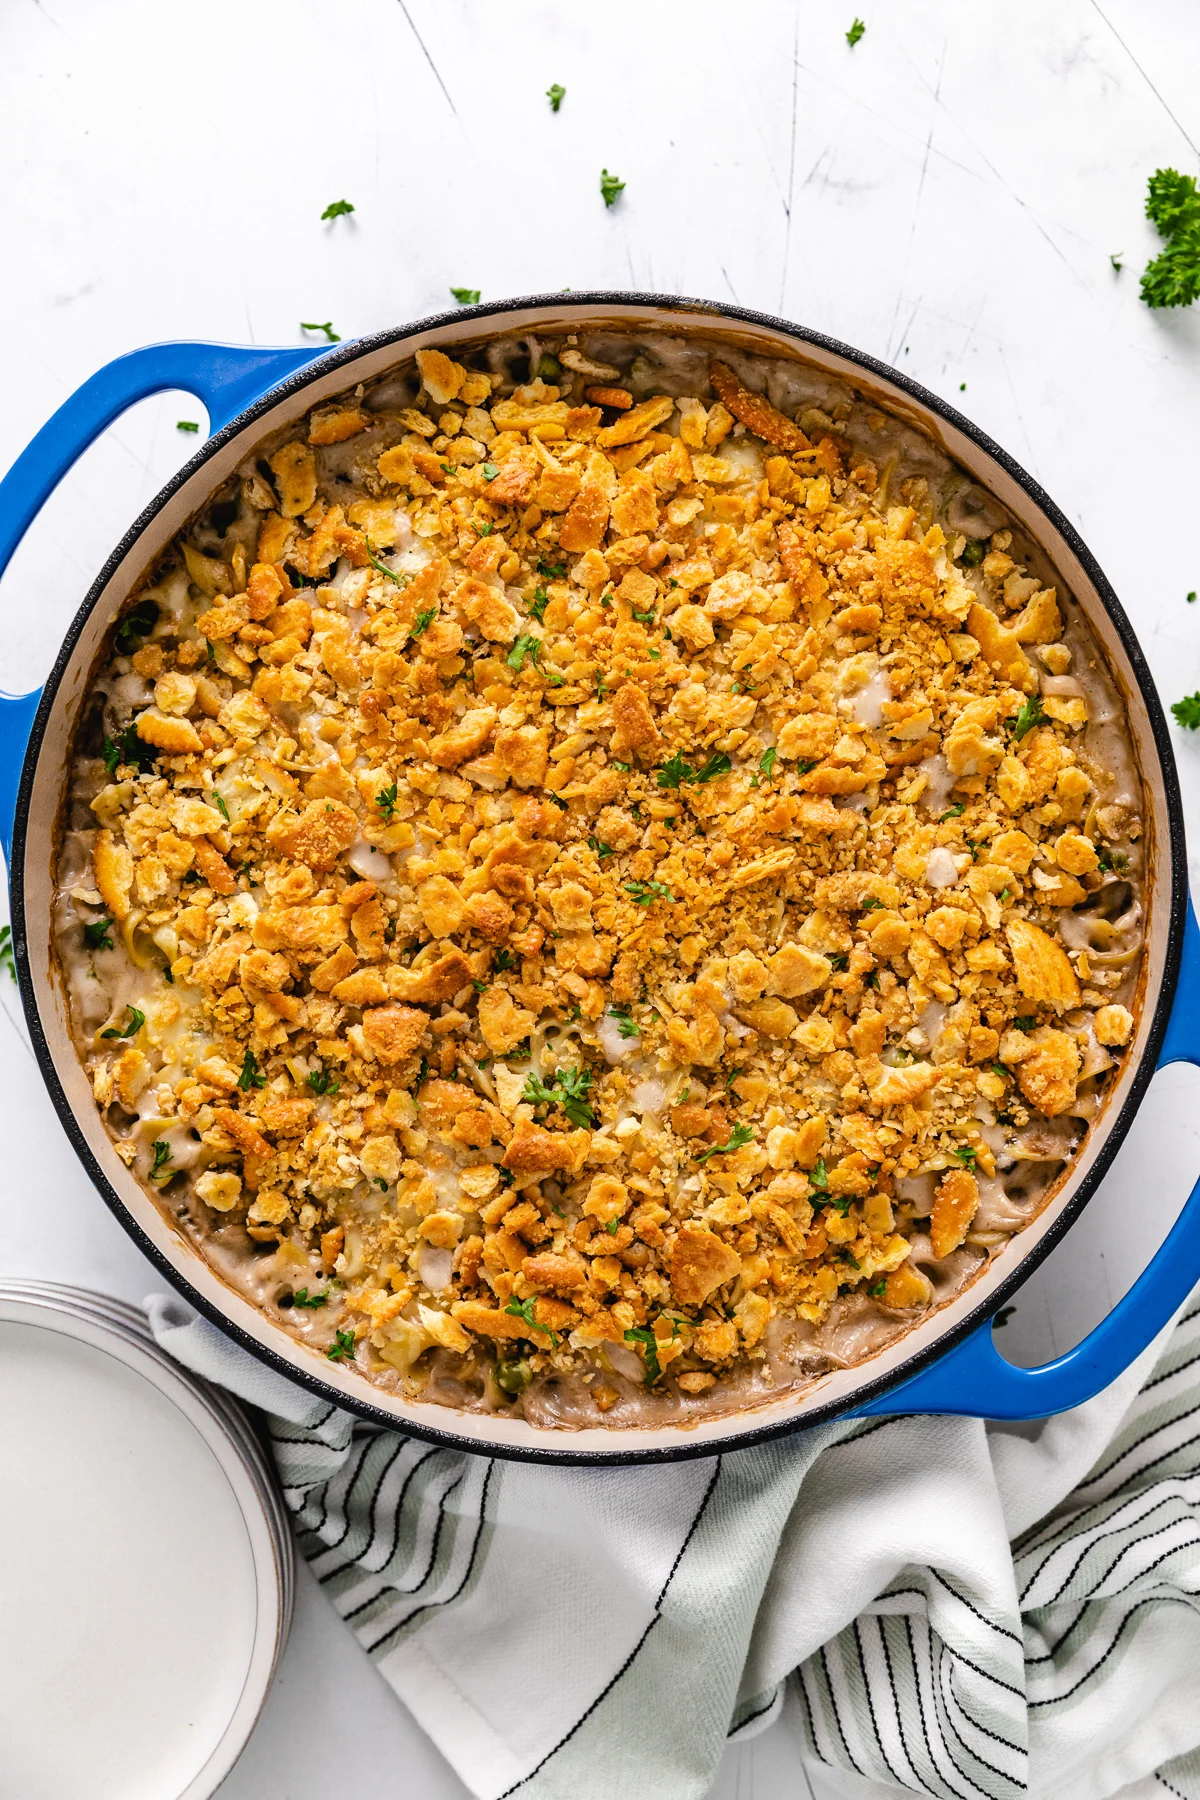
[536,355,561,383]
[960,538,986,567]
[495,1358,532,1395]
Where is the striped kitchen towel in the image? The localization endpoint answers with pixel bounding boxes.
[148,1290,1200,1800]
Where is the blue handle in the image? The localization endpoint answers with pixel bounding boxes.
[855,899,1200,1421]
[0,340,332,865]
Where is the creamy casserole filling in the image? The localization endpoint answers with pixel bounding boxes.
[54,330,1145,1428]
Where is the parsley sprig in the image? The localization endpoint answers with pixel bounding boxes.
[300,320,341,342]
[624,879,675,906]
[321,199,355,220]
[1010,695,1046,742]
[1141,169,1200,309]
[504,1295,558,1345]
[237,1048,266,1091]
[657,749,732,789]
[83,918,114,951]
[327,1328,356,1361]
[695,1124,755,1163]
[521,1064,596,1128]
[101,1004,144,1040]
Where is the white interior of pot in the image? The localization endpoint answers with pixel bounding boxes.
[17,301,1177,1456]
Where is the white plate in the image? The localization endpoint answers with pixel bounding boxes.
[0,1282,292,1800]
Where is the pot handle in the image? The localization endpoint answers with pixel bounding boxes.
[0,339,333,866]
[853,898,1200,1422]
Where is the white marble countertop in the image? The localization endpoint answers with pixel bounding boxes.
[3,0,1200,1792]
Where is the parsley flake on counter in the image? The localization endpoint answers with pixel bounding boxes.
[1140,169,1200,309]
[149,1140,172,1180]
[600,168,625,208]
[0,925,13,981]
[101,1005,144,1040]
[237,1048,266,1090]
[176,420,200,433]
[1110,252,1123,273]
[1172,692,1200,729]
[450,287,481,305]
[327,1329,356,1362]
[695,1124,755,1163]
[846,17,866,45]
[321,199,355,220]
[83,918,114,951]
[1188,591,1197,604]
[300,320,341,342]
[546,82,565,112]
[504,1295,558,1344]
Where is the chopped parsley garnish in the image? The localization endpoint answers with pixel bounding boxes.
[507,633,544,673]
[409,607,436,640]
[537,559,567,578]
[546,82,566,112]
[611,759,630,771]
[632,606,655,623]
[327,1329,356,1361]
[472,978,488,993]
[1010,695,1046,742]
[1013,1015,1036,1032]
[300,320,341,342]
[860,895,882,911]
[291,1288,328,1309]
[364,536,407,586]
[588,835,615,859]
[867,1277,887,1298]
[306,1066,340,1095]
[1172,692,1200,729]
[952,1144,978,1169]
[726,1068,743,1090]
[657,749,731,789]
[237,1048,266,1090]
[941,803,965,820]
[990,1063,1010,1082]
[450,287,481,305]
[114,598,159,655]
[810,1156,829,1190]
[83,918,114,951]
[546,792,569,811]
[494,949,516,971]
[759,746,777,778]
[608,1004,640,1039]
[482,462,499,481]
[1141,169,1200,309]
[846,17,866,45]
[149,1140,172,1180]
[695,1124,755,1163]
[623,1325,661,1382]
[504,1295,558,1344]
[528,587,550,621]
[212,790,230,822]
[321,199,355,220]
[795,758,819,774]
[101,1004,145,1040]
[624,879,674,906]
[521,1064,596,1128]
[600,168,625,208]
[101,735,122,776]
[176,420,200,433]
[376,782,398,823]
[829,952,850,971]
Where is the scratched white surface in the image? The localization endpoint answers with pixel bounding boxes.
[2,0,1200,1793]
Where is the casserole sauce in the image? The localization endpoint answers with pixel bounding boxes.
[53,329,1145,1428]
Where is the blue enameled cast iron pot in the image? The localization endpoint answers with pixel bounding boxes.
[1,293,1198,1465]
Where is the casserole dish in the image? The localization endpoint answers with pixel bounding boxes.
[2,292,1199,1464]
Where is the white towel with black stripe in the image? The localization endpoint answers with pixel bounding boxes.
[147,1289,1200,1800]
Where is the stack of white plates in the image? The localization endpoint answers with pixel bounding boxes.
[0,1280,292,1799]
